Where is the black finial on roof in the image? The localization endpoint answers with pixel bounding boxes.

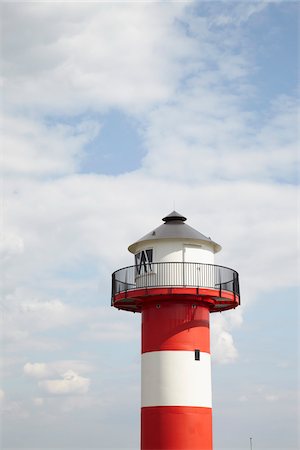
[162,211,187,223]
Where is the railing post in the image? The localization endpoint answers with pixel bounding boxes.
[111,272,115,306]
[124,270,128,293]
[233,274,236,304]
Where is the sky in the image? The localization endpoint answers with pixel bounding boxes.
[0,1,299,449]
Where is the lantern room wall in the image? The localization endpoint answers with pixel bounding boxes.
[133,241,215,266]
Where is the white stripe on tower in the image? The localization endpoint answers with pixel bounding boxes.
[142,350,212,408]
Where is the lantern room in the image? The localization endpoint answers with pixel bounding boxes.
[111,211,240,313]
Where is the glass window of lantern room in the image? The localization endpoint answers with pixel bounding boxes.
[135,248,153,275]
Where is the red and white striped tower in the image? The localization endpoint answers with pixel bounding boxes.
[111,211,240,450]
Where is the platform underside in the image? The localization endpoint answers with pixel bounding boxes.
[112,287,239,313]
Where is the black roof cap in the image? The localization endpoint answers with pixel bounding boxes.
[162,211,187,222]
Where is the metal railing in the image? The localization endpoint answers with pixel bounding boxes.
[111,262,239,304]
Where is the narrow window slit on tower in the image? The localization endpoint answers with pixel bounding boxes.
[195,349,200,361]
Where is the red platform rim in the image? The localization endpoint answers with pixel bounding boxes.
[112,286,240,313]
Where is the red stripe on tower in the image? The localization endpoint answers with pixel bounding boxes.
[111,211,240,450]
[142,301,210,353]
[141,406,212,450]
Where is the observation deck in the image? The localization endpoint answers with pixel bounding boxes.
[112,262,240,313]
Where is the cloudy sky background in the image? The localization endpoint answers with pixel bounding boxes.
[1,1,299,449]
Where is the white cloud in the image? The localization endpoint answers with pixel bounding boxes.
[0,232,24,262]
[81,320,139,342]
[237,384,289,405]
[38,370,90,395]
[33,397,44,407]
[1,289,93,349]
[211,310,243,364]
[24,360,93,379]
[212,330,238,364]
[1,399,29,419]
[24,362,49,379]
[264,394,280,402]
[208,2,269,27]
[58,395,97,413]
[142,81,298,183]
[2,2,194,115]
[2,295,67,339]
[210,307,244,364]
[0,389,5,402]
[1,114,100,177]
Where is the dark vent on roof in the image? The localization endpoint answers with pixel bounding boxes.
[162,211,187,223]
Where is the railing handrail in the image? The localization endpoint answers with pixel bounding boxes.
[111,262,240,303]
[112,261,239,278]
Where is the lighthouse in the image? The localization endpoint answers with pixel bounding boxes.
[111,211,240,450]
